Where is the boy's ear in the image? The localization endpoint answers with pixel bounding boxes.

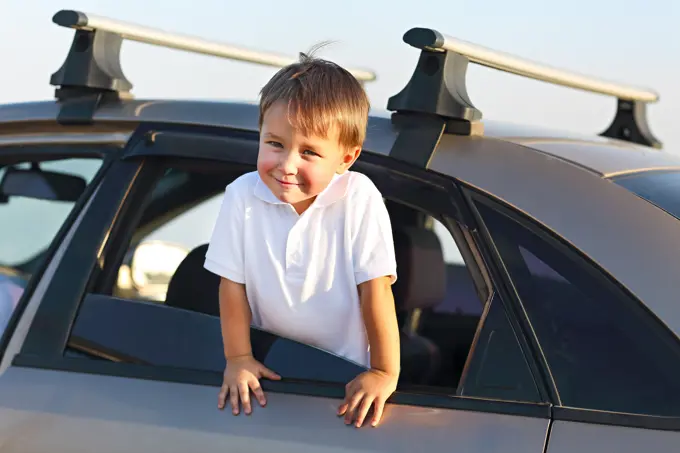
[337,146,362,173]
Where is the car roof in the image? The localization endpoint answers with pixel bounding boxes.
[488,126,680,178]
[2,99,678,180]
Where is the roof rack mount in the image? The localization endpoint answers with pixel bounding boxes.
[387,27,662,153]
[49,9,376,100]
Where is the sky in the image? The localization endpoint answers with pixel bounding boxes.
[1,0,678,265]
[2,0,677,151]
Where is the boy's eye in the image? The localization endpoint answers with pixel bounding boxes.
[302,150,320,157]
[266,141,283,148]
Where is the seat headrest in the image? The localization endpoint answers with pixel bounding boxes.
[165,243,220,316]
[392,227,446,312]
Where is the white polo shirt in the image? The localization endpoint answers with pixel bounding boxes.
[204,170,397,368]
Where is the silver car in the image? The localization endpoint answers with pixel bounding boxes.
[1,9,678,452]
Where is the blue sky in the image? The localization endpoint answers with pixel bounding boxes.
[1,0,678,263]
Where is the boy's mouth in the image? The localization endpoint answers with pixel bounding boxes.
[275,178,300,187]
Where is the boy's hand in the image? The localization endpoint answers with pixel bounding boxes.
[338,369,398,428]
[218,355,281,415]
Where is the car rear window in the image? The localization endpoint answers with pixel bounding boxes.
[612,170,680,221]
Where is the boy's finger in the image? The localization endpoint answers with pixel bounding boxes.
[355,396,374,428]
[341,381,356,406]
[337,402,348,416]
[238,382,252,415]
[217,384,228,409]
[344,392,365,424]
[260,366,281,380]
[229,385,240,415]
[250,381,267,406]
[371,399,385,427]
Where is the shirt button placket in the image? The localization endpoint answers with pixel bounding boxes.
[286,214,305,280]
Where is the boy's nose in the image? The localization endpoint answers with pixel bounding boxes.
[279,151,299,174]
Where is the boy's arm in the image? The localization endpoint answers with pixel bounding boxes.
[218,276,281,414]
[340,176,400,427]
[339,275,400,427]
[359,276,400,377]
[219,277,253,359]
[205,182,280,414]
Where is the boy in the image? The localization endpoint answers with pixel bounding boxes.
[204,52,400,428]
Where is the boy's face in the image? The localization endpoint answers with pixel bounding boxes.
[257,101,361,214]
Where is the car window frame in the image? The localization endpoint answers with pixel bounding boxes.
[12,122,553,421]
[463,186,680,431]
[0,143,117,361]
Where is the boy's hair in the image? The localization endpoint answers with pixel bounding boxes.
[258,45,370,149]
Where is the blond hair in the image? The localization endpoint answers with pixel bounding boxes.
[258,46,370,149]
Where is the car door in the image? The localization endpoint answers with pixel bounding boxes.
[0,124,551,452]
[465,191,680,452]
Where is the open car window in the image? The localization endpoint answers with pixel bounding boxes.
[64,147,532,402]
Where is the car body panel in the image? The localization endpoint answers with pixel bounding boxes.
[429,133,680,338]
[0,366,550,453]
[546,420,680,453]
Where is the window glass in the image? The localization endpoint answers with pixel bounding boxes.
[476,200,680,416]
[431,218,482,316]
[0,157,102,333]
[459,294,541,403]
[613,170,680,221]
[67,293,364,384]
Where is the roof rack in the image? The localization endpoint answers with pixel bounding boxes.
[386,28,661,166]
[49,9,376,123]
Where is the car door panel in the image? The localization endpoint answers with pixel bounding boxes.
[0,366,549,453]
[546,420,679,453]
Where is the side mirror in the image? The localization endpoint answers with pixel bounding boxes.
[117,240,189,301]
[0,164,87,202]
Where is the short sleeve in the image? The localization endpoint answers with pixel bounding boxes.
[351,177,397,286]
[204,183,245,284]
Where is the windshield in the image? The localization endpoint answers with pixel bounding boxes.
[612,170,680,221]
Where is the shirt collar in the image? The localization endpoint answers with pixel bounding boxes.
[254,172,350,209]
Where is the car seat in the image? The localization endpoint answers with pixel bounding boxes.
[392,226,446,386]
[165,243,220,316]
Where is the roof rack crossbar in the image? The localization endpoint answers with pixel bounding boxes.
[50,9,376,97]
[386,27,661,151]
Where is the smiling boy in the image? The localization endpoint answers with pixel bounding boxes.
[204,53,400,428]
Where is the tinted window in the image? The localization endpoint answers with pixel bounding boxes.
[458,294,542,403]
[67,294,365,383]
[475,200,680,416]
[613,170,680,221]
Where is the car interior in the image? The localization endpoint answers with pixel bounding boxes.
[68,160,488,393]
